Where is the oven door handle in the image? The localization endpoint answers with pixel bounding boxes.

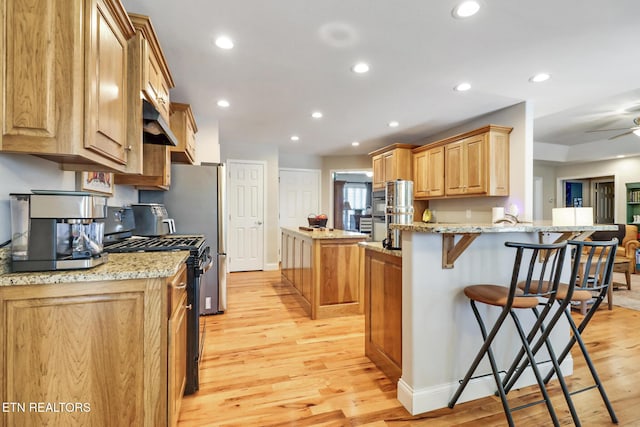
[200,251,214,274]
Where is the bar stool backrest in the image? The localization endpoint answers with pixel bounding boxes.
[569,238,618,294]
[505,241,568,305]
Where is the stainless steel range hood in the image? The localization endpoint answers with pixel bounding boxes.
[143,99,178,146]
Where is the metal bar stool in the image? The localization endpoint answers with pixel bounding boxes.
[448,240,568,427]
[502,238,619,425]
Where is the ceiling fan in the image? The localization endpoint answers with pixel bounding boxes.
[586,117,640,140]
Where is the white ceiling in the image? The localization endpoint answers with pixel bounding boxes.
[122,0,640,161]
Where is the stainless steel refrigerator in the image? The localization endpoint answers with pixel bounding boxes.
[140,162,227,314]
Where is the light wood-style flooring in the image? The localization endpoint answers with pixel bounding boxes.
[178,270,640,426]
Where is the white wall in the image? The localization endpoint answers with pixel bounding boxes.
[553,156,640,223]
[0,153,138,243]
[416,102,531,223]
[279,153,322,170]
[533,161,558,220]
[195,120,221,164]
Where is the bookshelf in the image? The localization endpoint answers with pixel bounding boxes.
[626,182,640,224]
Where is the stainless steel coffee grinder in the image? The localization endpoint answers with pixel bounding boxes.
[10,192,108,272]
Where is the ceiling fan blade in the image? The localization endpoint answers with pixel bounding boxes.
[608,130,635,140]
[586,127,635,133]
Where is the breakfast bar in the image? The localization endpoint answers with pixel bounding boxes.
[390,221,616,415]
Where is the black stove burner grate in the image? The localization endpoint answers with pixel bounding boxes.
[104,235,205,253]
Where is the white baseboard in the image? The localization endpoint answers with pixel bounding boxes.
[264,262,279,271]
[397,356,574,416]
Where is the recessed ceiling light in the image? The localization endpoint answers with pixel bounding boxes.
[352,62,370,74]
[215,35,234,50]
[352,141,360,146]
[388,121,399,128]
[529,73,551,83]
[617,155,625,158]
[290,135,300,141]
[454,82,471,91]
[217,99,230,108]
[633,129,640,137]
[312,111,323,119]
[452,1,481,19]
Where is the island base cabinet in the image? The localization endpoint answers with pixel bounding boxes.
[280,228,366,319]
[0,278,167,427]
[364,249,402,383]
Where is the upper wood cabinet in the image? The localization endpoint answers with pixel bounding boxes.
[369,144,415,190]
[410,125,511,200]
[114,13,174,190]
[170,103,198,164]
[129,13,174,125]
[412,145,444,199]
[444,126,511,197]
[1,0,138,173]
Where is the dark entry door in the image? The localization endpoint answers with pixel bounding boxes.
[595,182,615,224]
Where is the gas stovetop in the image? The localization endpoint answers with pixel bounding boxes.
[104,234,206,253]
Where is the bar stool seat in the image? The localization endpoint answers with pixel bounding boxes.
[518,281,593,302]
[464,285,539,309]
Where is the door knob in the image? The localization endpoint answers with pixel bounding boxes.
[256,221,263,225]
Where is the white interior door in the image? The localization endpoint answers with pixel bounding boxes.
[228,161,265,272]
[279,169,320,229]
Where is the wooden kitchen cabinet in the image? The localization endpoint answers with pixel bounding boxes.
[444,126,511,197]
[0,278,166,426]
[369,144,415,190]
[281,228,367,319]
[168,264,187,427]
[0,260,189,427]
[170,103,198,164]
[412,145,444,199]
[1,0,139,173]
[115,14,174,190]
[364,247,402,383]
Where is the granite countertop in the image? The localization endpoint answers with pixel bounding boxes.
[359,241,402,258]
[0,250,190,286]
[390,221,618,234]
[281,226,368,240]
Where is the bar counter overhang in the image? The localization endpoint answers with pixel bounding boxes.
[391,221,617,415]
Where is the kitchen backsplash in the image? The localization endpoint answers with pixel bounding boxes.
[0,247,9,275]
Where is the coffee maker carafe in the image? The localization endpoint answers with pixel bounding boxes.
[10,192,108,272]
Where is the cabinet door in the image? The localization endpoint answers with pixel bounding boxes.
[85,0,129,164]
[413,151,428,198]
[2,291,145,426]
[372,154,385,190]
[445,141,465,196]
[383,152,395,184]
[427,146,445,197]
[464,134,487,195]
[168,292,187,427]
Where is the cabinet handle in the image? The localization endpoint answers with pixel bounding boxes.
[175,282,187,290]
[185,304,192,310]
[125,145,133,151]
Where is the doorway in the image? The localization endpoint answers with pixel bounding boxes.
[332,171,372,232]
[560,175,614,224]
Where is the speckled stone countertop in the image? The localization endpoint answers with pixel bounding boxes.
[281,226,368,240]
[0,250,190,286]
[0,247,10,275]
[359,241,402,258]
[390,222,617,234]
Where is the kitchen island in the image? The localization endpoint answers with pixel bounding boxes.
[280,227,368,319]
[389,221,616,415]
[0,250,189,427]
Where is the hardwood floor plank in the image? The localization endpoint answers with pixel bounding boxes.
[178,270,640,426]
